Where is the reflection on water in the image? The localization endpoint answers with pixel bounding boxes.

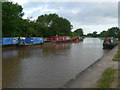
[3,38,109,88]
[42,43,71,56]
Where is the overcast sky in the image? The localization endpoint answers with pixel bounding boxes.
[11,0,118,34]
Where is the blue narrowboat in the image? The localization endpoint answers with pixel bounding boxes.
[2,37,44,47]
[0,38,2,45]
[19,37,44,46]
[2,37,19,46]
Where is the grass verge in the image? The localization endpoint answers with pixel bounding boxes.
[96,68,117,88]
[112,44,120,61]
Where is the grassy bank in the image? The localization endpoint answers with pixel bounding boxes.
[112,44,120,61]
[96,44,119,88]
[96,68,117,88]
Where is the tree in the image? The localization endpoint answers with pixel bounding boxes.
[118,30,120,40]
[2,2,73,37]
[2,2,23,37]
[93,31,97,37]
[86,31,98,37]
[74,28,84,36]
[36,13,72,37]
[18,19,36,37]
[106,27,119,38]
[86,33,93,37]
[100,31,107,37]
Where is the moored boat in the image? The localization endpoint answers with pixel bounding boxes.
[2,37,19,47]
[73,37,79,43]
[103,37,117,49]
[46,36,72,43]
[1,37,44,47]
[18,37,44,46]
[73,37,84,43]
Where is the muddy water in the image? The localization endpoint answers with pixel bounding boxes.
[3,38,109,88]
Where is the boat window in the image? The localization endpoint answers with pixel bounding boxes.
[60,38,63,40]
[56,38,59,40]
[13,38,17,41]
[13,38,16,40]
[111,39,113,43]
[66,37,70,39]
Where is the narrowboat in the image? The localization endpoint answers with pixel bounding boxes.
[73,37,79,43]
[2,37,19,47]
[46,36,72,43]
[103,37,117,49]
[19,37,44,46]
[73,37,84,43]
[0,38,2,46]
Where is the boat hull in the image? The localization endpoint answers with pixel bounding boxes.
[53,40,72,43]
[18,43,43,47]
[103,44,117,49]
[103,37,117,49]
[47,36,72,43]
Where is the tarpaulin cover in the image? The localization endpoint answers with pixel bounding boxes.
[25,37,44,44]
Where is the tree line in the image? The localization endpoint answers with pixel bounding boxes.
[2,2,84,37]
[86,27,120,38]
[2,2,120,39]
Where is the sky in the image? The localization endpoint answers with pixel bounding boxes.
[11,0,119,34]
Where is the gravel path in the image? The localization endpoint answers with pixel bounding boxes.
[62,46,118,88]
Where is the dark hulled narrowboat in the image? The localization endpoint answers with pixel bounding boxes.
[103,37,117,49]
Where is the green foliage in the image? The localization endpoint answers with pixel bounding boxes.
[117,29,120,40]
[86,31,99,37]
[100,31,107,37]
[92,31,97,37]
[36,13,72,37]
[99,27,120,38]
[2,2,83,37]
[3,2,120,38]
[87,27,120,38]
[106,27,119,37]
[73,28,84,36]
[2,2,23,37]
[112,46,120,61]
[86,33,93,37]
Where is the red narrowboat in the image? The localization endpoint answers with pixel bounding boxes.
[73,37,79,43]
[73,37,84,43]
[47,36,72,42]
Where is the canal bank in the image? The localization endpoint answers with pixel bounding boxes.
[62,45,118,88]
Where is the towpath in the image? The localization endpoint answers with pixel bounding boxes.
[62,46,118,88]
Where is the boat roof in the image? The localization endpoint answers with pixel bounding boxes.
[49,36,70,38]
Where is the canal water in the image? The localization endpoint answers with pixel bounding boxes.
[3,38,109,88]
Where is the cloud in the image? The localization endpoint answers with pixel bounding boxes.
[11,0,120,3]
[11,1,118,34]
[22,2,117,24]
[11,0,29,5]
[22,4,58,19]
[71,21,117,34]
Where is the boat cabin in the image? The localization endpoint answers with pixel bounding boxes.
[47,36,71,42]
